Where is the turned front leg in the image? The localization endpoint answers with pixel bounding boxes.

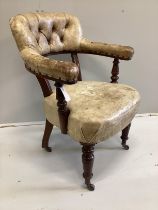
[81,143,95,191]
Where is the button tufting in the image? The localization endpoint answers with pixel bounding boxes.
[38,26,41,33]
[65,22,69,28]
[60,35,64,42]
[52,24,56,32]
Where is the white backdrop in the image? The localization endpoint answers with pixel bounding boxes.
[0,0,158,123]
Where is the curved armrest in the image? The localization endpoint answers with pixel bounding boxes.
[79,38,134,60]
[21,48,79,83]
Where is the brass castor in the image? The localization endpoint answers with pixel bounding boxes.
[122,143,129,150]
[43,146,52,152]
[86,183,95,191]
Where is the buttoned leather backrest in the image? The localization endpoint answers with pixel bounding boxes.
[10,12,82,55]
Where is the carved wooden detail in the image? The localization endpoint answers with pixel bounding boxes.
[111,58,119,83]
[81,143,95,191]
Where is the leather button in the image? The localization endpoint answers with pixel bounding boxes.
[60,35,64,42]
[65,22,69,28]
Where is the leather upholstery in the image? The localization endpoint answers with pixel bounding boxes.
[10,13,82,53]
[44,81,140,144]
[10,12,81,82]
[79,39,134,60]
[10,12,134,82]
[22,48,79,82]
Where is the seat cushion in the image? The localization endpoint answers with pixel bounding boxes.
[44,81,140,144]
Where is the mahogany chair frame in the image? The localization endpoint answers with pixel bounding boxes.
[25,52,131,191]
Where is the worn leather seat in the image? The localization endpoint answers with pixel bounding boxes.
[45,81,140,144]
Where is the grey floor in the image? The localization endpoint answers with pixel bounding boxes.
[0,114,158,210]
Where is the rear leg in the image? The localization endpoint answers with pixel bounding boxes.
[121,123,131,150]
[42,119,53,152]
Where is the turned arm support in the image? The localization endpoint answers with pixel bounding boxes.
[111,58,120,83]
[78,38,134,83]
[77,39,134,83]
[54,81,70,134]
